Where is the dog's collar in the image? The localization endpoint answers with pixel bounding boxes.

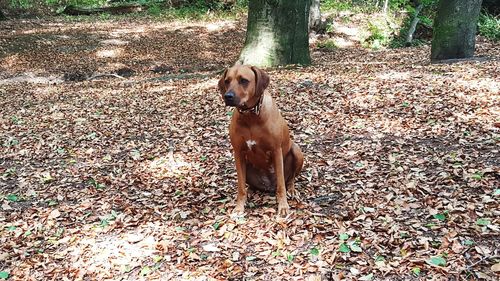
[237,95,264,115]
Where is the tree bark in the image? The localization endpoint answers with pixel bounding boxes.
[405,1,423,45]
[237,0,311,67]
[431,0,483,62]
[309,0,321,32]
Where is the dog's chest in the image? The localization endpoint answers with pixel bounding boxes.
[242,136,274,167]
[245,139,257,150]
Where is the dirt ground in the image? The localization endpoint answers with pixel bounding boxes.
[0,16,499,280]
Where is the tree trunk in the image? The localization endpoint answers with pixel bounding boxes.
[237,0,311,67]
[309,0,321,32]
[405,1,423,45]
[431,0,483,62]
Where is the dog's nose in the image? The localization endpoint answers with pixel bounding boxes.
[224,91,235,102]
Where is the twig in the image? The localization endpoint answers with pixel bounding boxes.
[303,209,327,217]
[88,73,125,80]
[467,255,500,270]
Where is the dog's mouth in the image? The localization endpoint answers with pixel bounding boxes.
[224,100,240,107]
[224,95,242,107]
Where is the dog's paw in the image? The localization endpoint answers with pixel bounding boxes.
[233,204,245,214]
[277,201,290,217]
[287,189,301,201]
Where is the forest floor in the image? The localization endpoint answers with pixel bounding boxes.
[0,15,499,281]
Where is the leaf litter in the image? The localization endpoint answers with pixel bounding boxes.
[0,16,499,280]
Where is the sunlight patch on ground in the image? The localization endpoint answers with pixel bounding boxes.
[62,226,161,278]
[0,72,63,85]
[205,21,234,32]
[332,37,355,48]
[145,153,193,179]
[456,77,499,93]
[333,22,361,42]
[187,78,220,92]
[148,85,178,93]
[96,48,123,58]
[111,27,146,37]
[376,71,411,80]
[1,54,20,72]
[100,39,129,46]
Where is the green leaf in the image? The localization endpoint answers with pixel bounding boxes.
[464,239,474,246]
[41,172,54,184]
[402,101,410,107]
[212,221,220,230]
[310,247,320,256]
[6,194,19,202]
[349,241,362,252]
[246,256,256,261]
[412,266,421,276]
[433,213,446,221]
[339,233,349,240]
[494,189,500,196]
[339,243,351,253]
[286,253,294,262]
[226,111,233,116]
[139,266,152,276]
[359,273,373,281]
[87,132,97,140]
[476,218,490,226]
[399,232,410,238]
[471,172,483,180]
[426,256,446,267]
[153,255,163,263]
[130,149,141,160]
[0,271,9,279]
[47,200,58,206]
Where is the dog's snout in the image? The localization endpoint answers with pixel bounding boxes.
[224,91,238,106]
[224,91,235,101]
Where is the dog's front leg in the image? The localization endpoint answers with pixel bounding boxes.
[233,150,247,214]
[274,148,289,216]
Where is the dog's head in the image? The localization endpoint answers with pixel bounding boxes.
[218,65,270,108]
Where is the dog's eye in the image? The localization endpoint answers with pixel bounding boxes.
[224,79,230,85]
[240,78,249,85]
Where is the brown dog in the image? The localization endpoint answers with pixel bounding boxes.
[218,65,304,216]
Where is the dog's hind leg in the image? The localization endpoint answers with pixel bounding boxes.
[285,142,304,200]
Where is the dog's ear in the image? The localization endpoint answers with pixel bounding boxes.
[251,66,270,97]
[218,69,228,94]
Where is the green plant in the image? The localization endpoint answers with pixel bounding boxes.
[363,19,390,49]
[147,3,163,16]
[478,13,500,42]
[322,0,353,12]
[317,39,337,50]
